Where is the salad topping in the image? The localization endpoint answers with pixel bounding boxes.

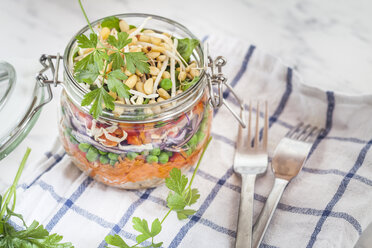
[73,16,201,119]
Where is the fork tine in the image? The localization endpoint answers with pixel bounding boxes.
[305,128,324,143]
[236,107,245,149]
[263,101,268,149]
[294,124,311,140]
[286,122,304,138]
[253,101,260,148]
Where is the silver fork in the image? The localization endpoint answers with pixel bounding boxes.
[234,101,269,248]
[252,123,324,248]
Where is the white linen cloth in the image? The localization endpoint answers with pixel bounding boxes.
[2,34,372,248]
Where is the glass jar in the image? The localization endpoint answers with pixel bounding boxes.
[58,14,213,189]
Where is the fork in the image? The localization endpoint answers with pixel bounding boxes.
[234,101,269,248]
[252,123,323,248]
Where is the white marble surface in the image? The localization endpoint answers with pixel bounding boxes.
[1,0,372,94]
[1,0,372,246]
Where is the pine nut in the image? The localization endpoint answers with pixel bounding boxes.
[147,51,160,59]
[157,55,166,62]
[157,61,162,69]
[149,99,156,104]
[135,82,145,93]
[119,20,129,32]
[176,90,183,95]
[151,37,162,46]
[136,96,144,105]
[100,27,111,40]
[157,88,171,99]
[125,75,137,88]
[178,71,187,81]
[136,69,143,77]
[176,67,181,72]
[108,91,117,99]
[157,97,166,102]
[130,47,142,53]
[162,71,171,79]
[106,62,113,73]
[143,29,155,34]
[190,69,200,77]
[149,66,160,76]
[129,36,137,45]
[139,35,151,43]
[189,62,197,68]
[144,78,154,94]
[151,46,166,53]
[186,66,191,73]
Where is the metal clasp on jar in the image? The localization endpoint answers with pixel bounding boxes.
[205,54,246,128]
[35,53,63,113]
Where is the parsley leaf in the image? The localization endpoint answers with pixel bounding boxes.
[165,168,188,195]
[74,52,94,72]
[184,188,200,206]
[109,52,125,71]
[124,52,149,74]
[132,217,162,244]
[107,70,130,99]
[75,63,100,84]
[176,209,197,220]
[76,33,98,48]
[105,234,130,248]
[94,50,109,71]
[81,87,115,118]
[107,32,132,50]
[177,38,199,62]
[101,16,120,31]
[167,192,186,210]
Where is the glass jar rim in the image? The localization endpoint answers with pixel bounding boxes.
[63,13,206,123]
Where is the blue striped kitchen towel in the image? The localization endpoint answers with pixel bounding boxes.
[2,34,372,248]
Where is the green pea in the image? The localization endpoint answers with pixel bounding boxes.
[98,150,108,155]
[141,150,149,156]
[127,152,138,160]
[188,135,198,149]
[100,156,109,164]
[110,160,117,167]
[159,152,169,164]
[150,147,161,156]
[78,143,91,152]
[146,155,158,164]
[165,151,173,157]
[160,78,172,91]
[108,153,119,161]
[86,147,99,162]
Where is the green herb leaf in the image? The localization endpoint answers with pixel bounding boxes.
[107,32,132,50]
[165,168,188,195]
[94,50,109,71]
[124,52,149,74]
[101,16,120,31]
[74,52,95,72]
[182,76,200,91]
[81,87,115,119]
[107,70,130,99]
[105,234,130,248]
[132,217,152,243]
[166,192,186,210]
[109,52,125,71]
[75,63,100,84]
[76,33,98,48]
[177,38,199,62]
[150,218,162,237]
[184,188,200,206]
[176,209,197,220]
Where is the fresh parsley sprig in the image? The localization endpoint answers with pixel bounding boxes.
[0,148,74,247]
[105,137,212,248]
[76,0,150,119]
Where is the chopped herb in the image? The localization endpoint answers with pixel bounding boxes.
[101,16,120,31]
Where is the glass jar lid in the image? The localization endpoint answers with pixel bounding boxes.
[0,59,46,160]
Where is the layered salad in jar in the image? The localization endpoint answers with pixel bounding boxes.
[59,15,212,188]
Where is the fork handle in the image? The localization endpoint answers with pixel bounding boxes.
[235,174,257,248]
[252,178,288,248]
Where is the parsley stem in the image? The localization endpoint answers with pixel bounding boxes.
[188,137,212,189]
[0,148,31,221]
[160,208,173,224]
[77,0,95,34]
